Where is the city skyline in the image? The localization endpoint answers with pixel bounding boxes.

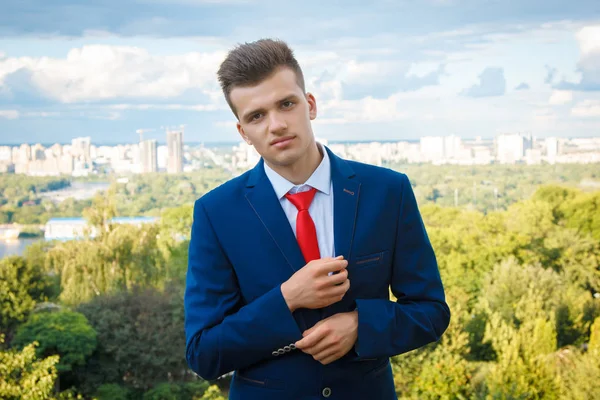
[2,133,599,178]
[0,1,599,143]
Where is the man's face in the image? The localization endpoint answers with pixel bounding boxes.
[230,67,317,168]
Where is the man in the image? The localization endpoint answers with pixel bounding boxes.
[184,38,450,400]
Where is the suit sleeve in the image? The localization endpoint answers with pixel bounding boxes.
[354,173,450,358]
[184,199,303,380]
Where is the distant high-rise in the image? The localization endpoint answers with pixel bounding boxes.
[546,137,559,164]
[420,136,445,162]
[495,133,532,164]
[31,143,45,161]
[443,135,462,159]
[167,129,184,173]
[420,135,465,162]
[0,146,11,162]
[17,144,31,164]
[157,145,168,170]
[71,136,91,162]
[140,139,158,173]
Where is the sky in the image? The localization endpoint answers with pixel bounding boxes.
[0,0,599,144]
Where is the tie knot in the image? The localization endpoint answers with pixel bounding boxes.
[285,187,317,211]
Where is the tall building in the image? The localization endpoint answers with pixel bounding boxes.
[495,133,532,164]
[0,146,14,174]
[71,136,91,162]
[167,129,184,173]
[546,137,559,164]
[157,145,168,170]
[17,144,31,164]
[49,143,63,158]
[443,135,462,159]
[419,135,465,163]
[420,136,445,162]
[139,139,158,173]
[31,143,45,161]
[0,146,11,162]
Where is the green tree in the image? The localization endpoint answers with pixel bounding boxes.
[76,287,187,393]
[0,334,59,400]
[94,383,130,400]
[0,256,55,343]
[481,289,561,399]
[409,304,475,399]
[12,310,97,376]
[83,188,117,235]
[158,204,193,287]
[199,385,226,400]
[561,191,600,241]
[556,319,600,400]
[143,383,183,400]
[46,223,166,305]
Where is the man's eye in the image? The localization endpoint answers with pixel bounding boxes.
[251,113,262,121]
[282,101,293,108]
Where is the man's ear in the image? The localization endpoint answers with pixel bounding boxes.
[306,92,317,120]
[237,122,252,145]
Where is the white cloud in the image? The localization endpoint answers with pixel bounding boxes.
[317,94,407,124]
[0,45,227,103]
[461,67,506,97]
[533,107,557,121]
[141,0,253,4]
[22,111,60,117]
[406,62,442,77]
[577,25,600,56]
[548,90,573,105]
[214,120,236,128]
[571,100,600,117]
[556,25,600,91]
[110,103,225,111]
[88,111,122,120]
[0,109,19,119]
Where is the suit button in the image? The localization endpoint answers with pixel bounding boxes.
[272,351,279,356]
[277,349,285,355]
[284,346,291,352]
[322,387,332,398]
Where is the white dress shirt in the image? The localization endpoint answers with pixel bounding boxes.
[263,144,335,258]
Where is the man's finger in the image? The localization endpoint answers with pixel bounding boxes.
[296,326,328,349]
[319,259,347,274]
[327,269,348,285]
[302,320,323,337]
[307,337,333,356]
[313,346,339,362]
[319,353,342,365]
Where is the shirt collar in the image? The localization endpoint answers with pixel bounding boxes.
[264,143,331,200]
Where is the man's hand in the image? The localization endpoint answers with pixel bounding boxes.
[295,311,358,365]
[281,256,349,312]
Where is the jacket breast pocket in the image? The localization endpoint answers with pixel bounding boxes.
[348,250,391,297]
[352,250,388,270]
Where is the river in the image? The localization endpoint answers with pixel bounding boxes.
[0,238,43,259]
[39,181,111,203]
[0,181,111,259]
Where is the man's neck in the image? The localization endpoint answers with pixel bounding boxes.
[266,142,323,185]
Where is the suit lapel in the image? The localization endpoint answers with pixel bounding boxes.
[245,160,305,273]
[244,147,361,271]
[328,147,361,261]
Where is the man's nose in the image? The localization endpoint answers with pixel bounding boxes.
[268,112,287,133]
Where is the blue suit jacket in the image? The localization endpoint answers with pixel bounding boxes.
[184,147,450,399]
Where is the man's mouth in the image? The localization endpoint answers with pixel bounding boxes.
[271,136,294,148]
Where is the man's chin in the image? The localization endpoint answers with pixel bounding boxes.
[266,152,299,168]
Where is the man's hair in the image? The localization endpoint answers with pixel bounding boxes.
[217,38,306,118]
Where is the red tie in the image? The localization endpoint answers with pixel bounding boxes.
[285,187,321,263]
